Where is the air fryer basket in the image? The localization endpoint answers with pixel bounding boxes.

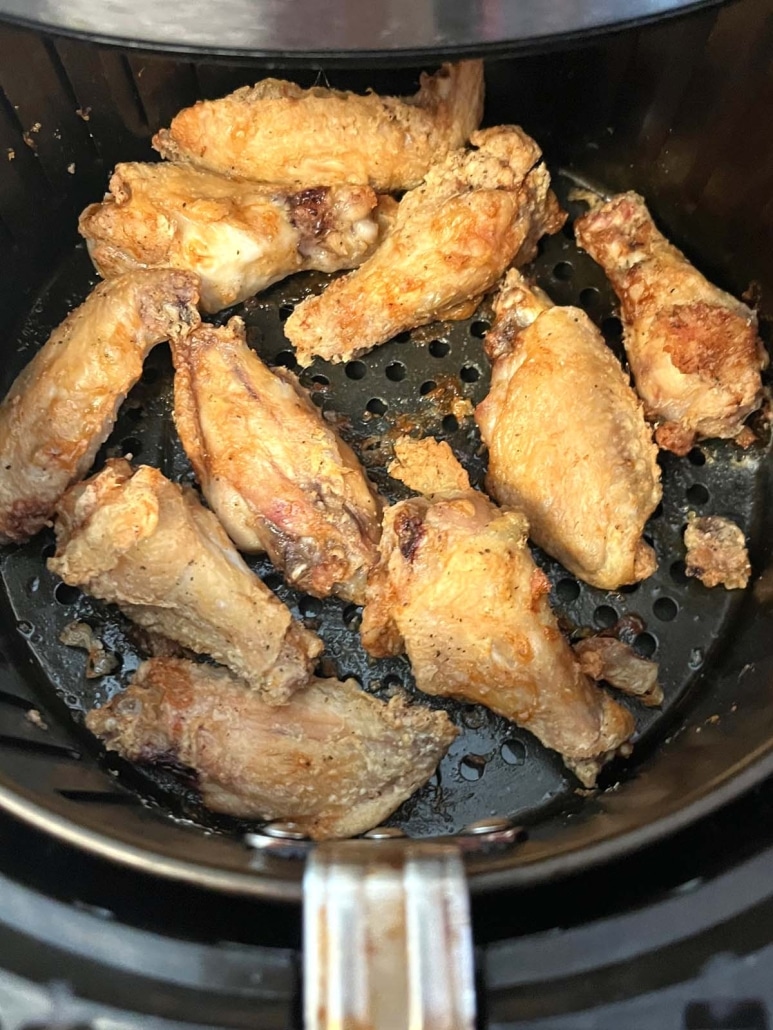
[0,0,772,906]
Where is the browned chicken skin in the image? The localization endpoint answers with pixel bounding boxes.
[0,270,199,545]
[86,658,458,839]
[152,61,484,192]
[361,464,635,786]
[79,163,385,314]
[172,317,381,603]
[475,270,662,590]
[49,460,321,703]
[575,192,767,455]
[284,126,566,366]
[683,513,751,590]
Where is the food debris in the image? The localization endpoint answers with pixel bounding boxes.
[25,708,48,731]
[76,107,91,122]
[67,162,76,175]
[6,148,14,161]
[574,636,662,706]
[59,621,119,678]
[21,133,37,152]
[684,513,751,590]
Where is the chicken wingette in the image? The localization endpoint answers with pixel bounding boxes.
[0,269,199,545]
[365,440,635,787]
[284,125,566,366]
[79,163,386,313]
[86,658,458,839]
[475,269,662,589]
[575,192,766,455]
[172,317,381,603]
[152,61,484,192]
[49,459,321,704]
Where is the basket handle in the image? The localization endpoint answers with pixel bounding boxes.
[303,839,475,1029]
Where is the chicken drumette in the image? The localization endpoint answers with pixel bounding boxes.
[475,269,662,590]
[79,163,387,314]
[364,441,635,786]
[86,658,457,839]
[284,126,566,366]
[152,61,484,192]
[172,317,381,603]
[575,192,767,455]
[49,459,321,704]
[0,269,199,545]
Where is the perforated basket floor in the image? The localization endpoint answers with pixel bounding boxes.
[0,176,768,842]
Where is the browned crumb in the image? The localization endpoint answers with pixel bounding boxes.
[684,513,751,590]
[388,435,471,496]
[25,709,48,731]
[76,107,91,121]
[59,621,119,677]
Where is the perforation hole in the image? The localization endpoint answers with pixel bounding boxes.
[345,360,367,380]
[653,597,678,622]
[460,365,480,383]
[419,380,437,396]
[278,303,294,321]
[382,673,403,691]
[366,398,387,415]
[311,374,329,387]
[601,316,623,342]
[634,632,657,658]
[126,405,144,422]
[120,437,141,458]
[688,447,706,466]
[556,578,580,602]
[342,604,362,631]
[553,261,573,281]
[41,542,55,560]
[470,320,490,339]
[501,739,527,766]
[442,414,459,433]
[394,331,411,343]
[594,604,618,628]
[649,502,664,520]
[429,339,450,358]
[273,350,298,370]
[263,572,283,590]
[686,483,710,505]
[54,583,80,605]
[459,754,486,781]
[579,287,600,311]
[670,560,688,584]
[299,596,323,618]
[385,361,406,382]
[311,392,324,407]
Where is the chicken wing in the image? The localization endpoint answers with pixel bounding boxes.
[475,270,661,589]
[172,317,381,603]
[0,270,199,545]
[49,459,321,703]
[361,482,635,787]
[574,192,767,455]
[284,126,566,366]
[152,61,484,192]
[86,658,457,839]
[79,163,386,314]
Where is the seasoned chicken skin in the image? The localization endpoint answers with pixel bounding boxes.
[0,270,199,545]
[172,318,381,603]
[361,484,635,786]
[284,126,566,366]
[79,163,384,314]
[49,460,321,703]
[86,658,457,839]
[475,270,661,589]
[684,513,751,590]
[152,61,484,192]
[575,192,766,455]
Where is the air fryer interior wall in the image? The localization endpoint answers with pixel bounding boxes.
[0,0,772,901]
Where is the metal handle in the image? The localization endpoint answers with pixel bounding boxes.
[304,840,475,1030]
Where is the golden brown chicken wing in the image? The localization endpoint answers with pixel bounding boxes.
[172,317,381,603]
[475,270,661,590]
[284,126,566,366]
[49,459,321,704]
[574,192,767,455]
[152,61,484,192]
[79,163,385,314]
[0,270,199,545]
[86,658,457,839]
[361,480,634,787]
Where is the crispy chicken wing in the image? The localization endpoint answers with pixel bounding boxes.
[361,481,634,786]
[475,270,661,589]
[172,317,381,603]
[86,658,457,839]
[79,163,385,314]
[0,270,199,545]
[284,126,566,366]
[575,192,767,455]
[49,460,321,703]
[152,61,484,192]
